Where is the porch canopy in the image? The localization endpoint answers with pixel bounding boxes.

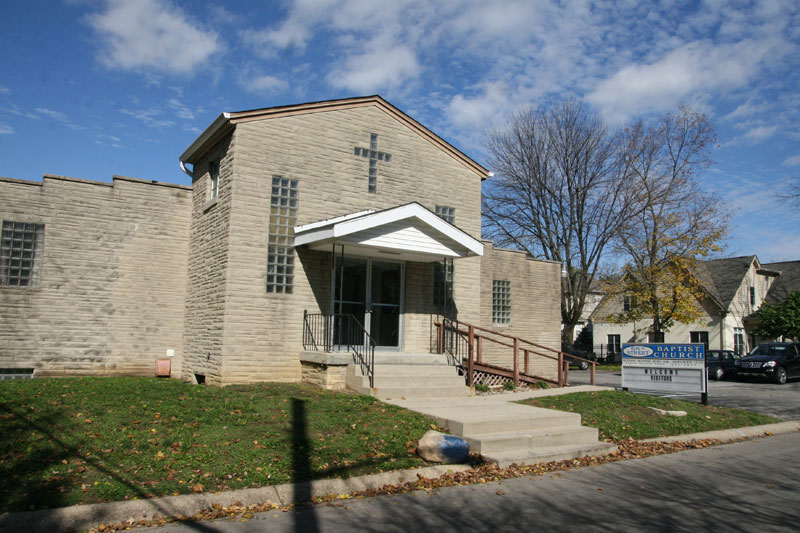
[294,202,483,262]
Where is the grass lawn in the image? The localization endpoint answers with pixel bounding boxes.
[0,377,436,513]
[520,390,779,441]
[594,364,621,371]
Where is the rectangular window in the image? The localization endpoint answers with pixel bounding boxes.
[607,334,621,354]
[267,176,298,294]
[690,331,709,350]
[749,286,755,306]
[648,331,665,343]
[435,205,455,224]
[433,259,454,308]
[1,221,44,288]
[734,328,745,355]
[623,295,633,312]
[492,280,511,325]
[209,160,220,199]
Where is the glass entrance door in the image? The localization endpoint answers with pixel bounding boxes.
[369,261,402,348]
[333,257,403,350]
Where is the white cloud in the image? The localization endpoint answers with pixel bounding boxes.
[783,154,800,166]
[87,0,221,75]
[167,98,195,120]
[586,37,785,122]
[0,85,10,95]
[446,83,511,130]
[241,75,288,94]
[0,122,13,135]
[328,45,419,93]
[35,108,69,122]
[743,125,778,142]
[120,107,175,129]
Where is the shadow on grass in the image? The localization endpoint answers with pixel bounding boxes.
[0,402,217,533]
[292,398,319,533]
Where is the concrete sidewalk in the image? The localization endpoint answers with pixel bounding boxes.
[1,385,797,533]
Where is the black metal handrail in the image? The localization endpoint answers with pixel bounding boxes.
[303,311,375,388]
[439,316,471,369]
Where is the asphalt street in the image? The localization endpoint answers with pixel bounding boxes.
[139,431,800,533]
[570,369,800,420]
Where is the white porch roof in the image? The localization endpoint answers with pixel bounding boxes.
[294,203,483,262]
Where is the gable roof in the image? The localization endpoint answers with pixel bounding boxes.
[294,202,483,262]
[179,95,489,179]
[698,256,757,309]
[762,260,800,304]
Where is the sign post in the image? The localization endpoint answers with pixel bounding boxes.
[621,344,707,404]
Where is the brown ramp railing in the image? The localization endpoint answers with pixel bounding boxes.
[436,317,596,388]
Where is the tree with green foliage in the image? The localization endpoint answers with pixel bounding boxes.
[751,292,800,341]
[609,106,727,337]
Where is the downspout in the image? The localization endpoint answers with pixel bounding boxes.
[179,160,193,179]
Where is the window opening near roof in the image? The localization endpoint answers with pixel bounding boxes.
[492,280,511,325]
[1,221,44,288]
[267,176,298,294]
[354,133,392,194]
[209,160,220,200]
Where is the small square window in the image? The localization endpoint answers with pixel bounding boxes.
[435,205,455,224]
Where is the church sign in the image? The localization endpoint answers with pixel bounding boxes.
[621,343,706,396]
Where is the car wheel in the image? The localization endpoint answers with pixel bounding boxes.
[773,367,788,385]
[711,366,724,381]
[579,361,589,371]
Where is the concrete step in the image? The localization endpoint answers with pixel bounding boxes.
[463,425,600,454]
[373,353,452,365]
[428,406,582,436]
[482,441,618,468]
[372,386,471,400]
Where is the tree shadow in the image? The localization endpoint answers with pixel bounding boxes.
[0,402,217,533]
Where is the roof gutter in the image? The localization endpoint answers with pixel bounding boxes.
[179,112,232,166]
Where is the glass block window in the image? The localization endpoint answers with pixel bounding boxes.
[433,259,454,307]
[492,280,511,325]
[208,160,220,199]
[368,133,378,193]
[435,205,455,224]
[1,221,44,288]
[267,176,298,294]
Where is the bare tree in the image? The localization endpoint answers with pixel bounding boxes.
[611,106,727,336]
[779,176,800,209]
[483,99,638,343]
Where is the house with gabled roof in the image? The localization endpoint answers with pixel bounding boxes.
[0,95,562,390]
[591,255,788,356]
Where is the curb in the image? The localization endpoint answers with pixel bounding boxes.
[0,464,471,533]
[641,421,800,444]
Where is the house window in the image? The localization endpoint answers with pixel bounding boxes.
[433,259,454,308]
[648,331,665,343]
[690,331,709,350]
[607,334,621,354]
[435,205,455,224]
[749,286,755,306]
[734,328,745,355]
[623,295,633,312]
[1,221,44,288]
[208,160,220,200]
[267,176,298,294]
[492,280,511,325]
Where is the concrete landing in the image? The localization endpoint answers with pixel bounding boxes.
[385,385,618,466]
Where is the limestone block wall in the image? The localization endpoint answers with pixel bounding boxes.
[0,174,191,376]
[182,133,235,385]
[212,104,484,383]
[478,243,561,380]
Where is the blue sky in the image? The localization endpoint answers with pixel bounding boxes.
[1,0,798,262]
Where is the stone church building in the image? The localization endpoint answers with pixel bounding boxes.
[0,96,561,386]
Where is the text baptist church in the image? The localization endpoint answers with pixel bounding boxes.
[0,95,562,386]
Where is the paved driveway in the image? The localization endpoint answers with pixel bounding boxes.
[570,369,800,420]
